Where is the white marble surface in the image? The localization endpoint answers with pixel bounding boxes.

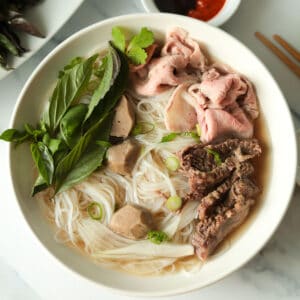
[0,0,300,299]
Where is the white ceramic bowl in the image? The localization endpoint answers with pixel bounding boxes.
[141,0,241,26]
[9,13,297,296]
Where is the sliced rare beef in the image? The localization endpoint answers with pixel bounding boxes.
[192,178,259,260]
[179,138,262,260]
[129,27,206,96]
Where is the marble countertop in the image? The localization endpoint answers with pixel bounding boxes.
[0,0,300,299]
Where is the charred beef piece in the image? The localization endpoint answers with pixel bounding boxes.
[179,138,262,260]
[180,138,261,198]
[192,178,259,260]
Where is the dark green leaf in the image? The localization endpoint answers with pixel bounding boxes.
[0,32,18,55]
[31,142,54,185]
[60,104,87,148]
[111,26,126,52]
[84,45,129,130]
[55,113,113,193]
[84,47,118,123]
[0,128,29,143]
[31,174,48,196]
[57,143,108,193]
[42,133,67,156]
[45,54,97,133]
[95,140,111,148]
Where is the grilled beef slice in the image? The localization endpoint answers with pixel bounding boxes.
[179,138,262,260]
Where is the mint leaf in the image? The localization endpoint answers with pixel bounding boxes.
[127,27,154,51]
[127,47,147,65]
[112,27,126,52]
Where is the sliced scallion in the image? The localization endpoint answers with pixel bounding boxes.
[166,195,182,211]
[160,132,179,143]
[132,122,155,136]
[206,148,222,166]
[181,131,199,141]
[147,230,169,244]
[196,124,201,137]
[87,202,103,220]
[165,156,180,171]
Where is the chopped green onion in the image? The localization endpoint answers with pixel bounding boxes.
[87,202,103,220]
[196,124,201,137]
[132,122,155,136]
[182,131,199,141]
[161,131,200,143]
[147,230,169,244]
[166,195,182,211]
[160,132,179,143]
[206,148,222,166]
[165,156,180,171]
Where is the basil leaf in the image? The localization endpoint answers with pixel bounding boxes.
[42,133,67,156]
[0,128,29,143]
[57,143,108,193]
[32,174,48,196]
[84,45,129,130]
[84,47,118,123]
[31,142,54,185]
[45,54,97,133]
[60,104,87,148]
[24,123,45,142]
[55,113,113,193]
[58,56,84,78]
[94,56,108,78]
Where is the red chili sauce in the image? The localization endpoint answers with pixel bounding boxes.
[188,0,226,21]
[154,0,226,22]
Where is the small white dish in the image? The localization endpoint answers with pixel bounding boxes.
[8,13,297,296]
[141,0,241,26]
[0,0,84,81]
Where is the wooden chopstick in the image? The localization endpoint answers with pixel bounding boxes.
[273,34,300,62]
[255,31,300,78]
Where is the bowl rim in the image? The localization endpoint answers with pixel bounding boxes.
[141,0,242,26]
[8,12,297,297]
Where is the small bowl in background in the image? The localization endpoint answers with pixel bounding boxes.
[141,0,241,27]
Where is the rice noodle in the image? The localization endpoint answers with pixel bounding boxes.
[38,87,202,275]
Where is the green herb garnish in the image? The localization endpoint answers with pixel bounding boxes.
[160,131,200,143]
[147,230,169,244]
[165,156,180,171]
[87,202,103,220]
[0,42,129,196]
[206,148,222,166]
[132,122,155,136]
[111,26,154,65]
[166,195,182,211]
